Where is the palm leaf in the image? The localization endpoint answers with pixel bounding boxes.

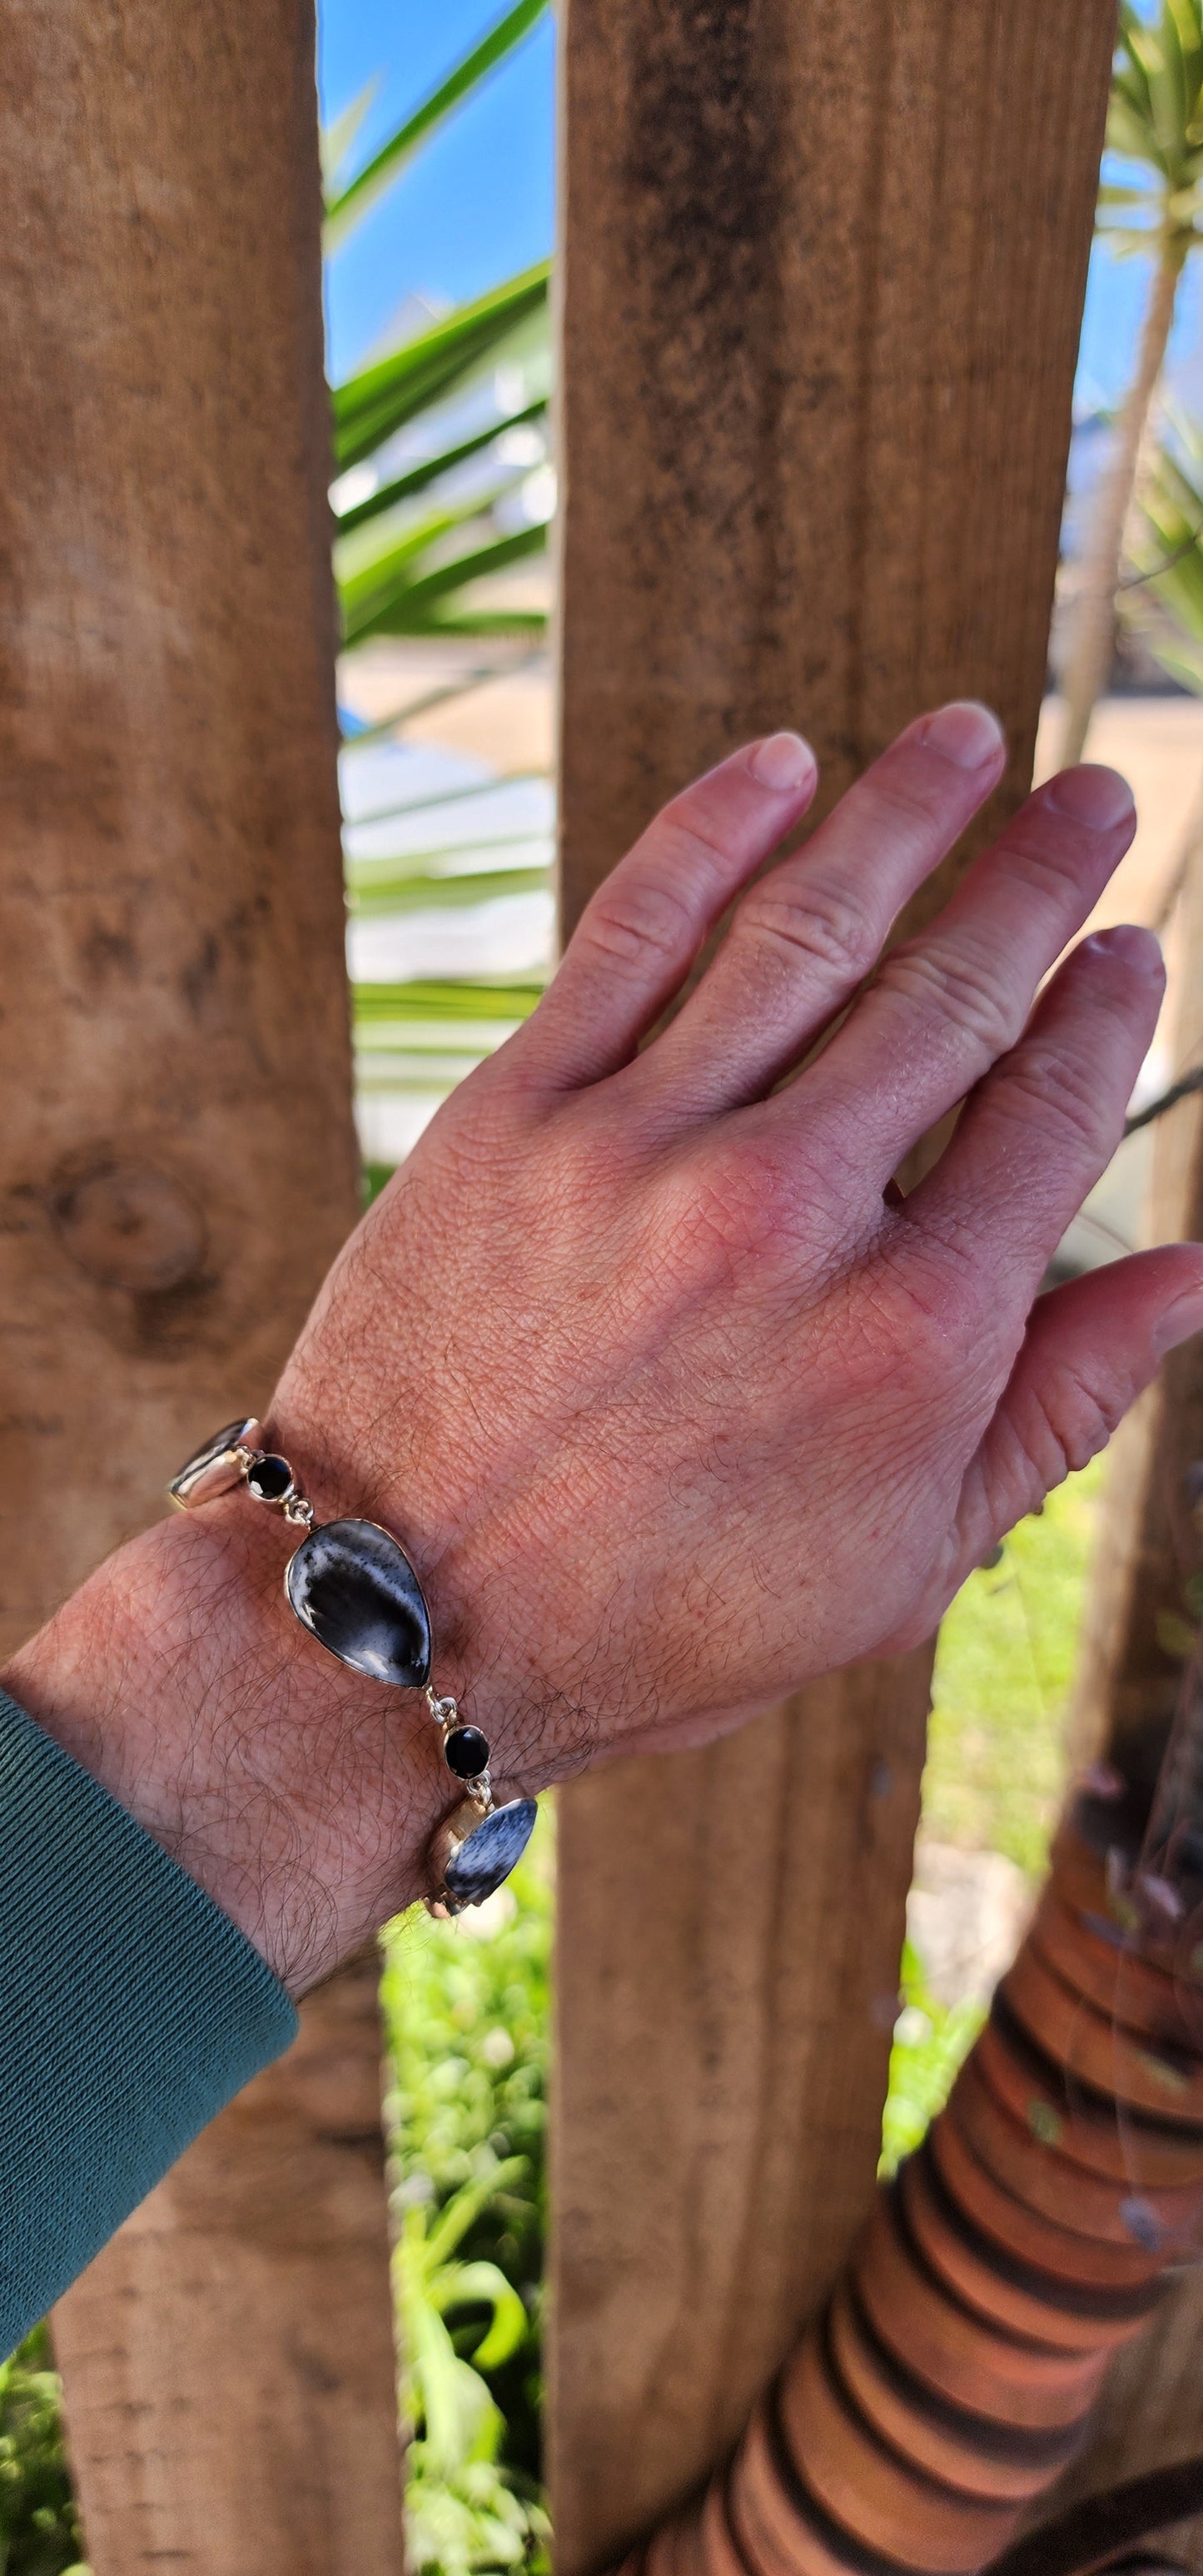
[332,264,551,473]
[320,79,380,191]
[336,399,548,535]
[352,980,544,1024]
[344,522,549,644]
[348,863,549,916]
[324,0,549,252]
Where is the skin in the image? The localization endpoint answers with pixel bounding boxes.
[8,699,1203,1995]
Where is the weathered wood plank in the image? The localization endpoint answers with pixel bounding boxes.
[52,1954,402,2576]
[0,2,401,2566]
[551,3,1115,2564]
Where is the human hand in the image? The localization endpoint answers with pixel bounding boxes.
[275,698,1202,1761]
[12,700,1203,1987]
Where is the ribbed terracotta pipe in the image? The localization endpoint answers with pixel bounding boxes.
[615,1805,1203,2576]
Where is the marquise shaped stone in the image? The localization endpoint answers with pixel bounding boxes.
[445,1798,538,1907]
[285,1517,431,1687]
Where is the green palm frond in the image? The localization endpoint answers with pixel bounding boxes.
[324,0,549,252]
[1122,420,1203,689]
[327,12,555,1185]
[351,981,544,1027]
[332,264,550,472]
[1101,0,1203,245]
[336,397,548,536]
[321,79,380,192]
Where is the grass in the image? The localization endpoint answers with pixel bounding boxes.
[922,1457,1104,1878]
[880,1457,1106,2177]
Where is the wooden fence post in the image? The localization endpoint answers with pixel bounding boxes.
[550,4,1116,2564]
[0,2,402,2569]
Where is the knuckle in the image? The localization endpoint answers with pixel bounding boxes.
[734,875,880,986]
[654,806,735,878]
[662,1139,797,1271]
[879,936,1018,1060]
[860,766,957,843]
[996,818,1083,906]
[994,1042,1106,1150]
[581,868,696,967]
[856,1236,981,1393]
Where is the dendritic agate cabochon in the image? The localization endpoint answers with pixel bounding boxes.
[285,1517,432,1688]
[445,1799,539,1907]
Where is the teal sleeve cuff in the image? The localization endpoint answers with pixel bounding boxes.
[0,1688,299,2355]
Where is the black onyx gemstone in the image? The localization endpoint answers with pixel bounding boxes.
[285,1517,431,1688]
[246,1454,293,1504]
[445,1725,490,1780]
[445,1798,538,1907]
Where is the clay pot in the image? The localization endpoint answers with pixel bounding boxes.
[1031,1888,1189,2048]
[1046,1823,1117,1917]
[697,2476,751,2576]
[899,2147,1160,2351]
[927,2109,1161,2291]
[728,2401,865,2576]
[947,2050,1201,2249]
[852,2196,1110,2427]
[974,2013,1203,2189]
[827,2277,1081,2503]
[776,2325,1019,2572]
[1002,1943,1203,2128]
[644,2510,696,2576]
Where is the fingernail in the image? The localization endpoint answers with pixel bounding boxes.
[1081,922,1163,979]
[748,731,817,793]
[1044,765,1135,830]
[917,700,1006,769]
[1154,1284,1203,1360]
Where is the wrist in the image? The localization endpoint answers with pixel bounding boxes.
[2,1496,452,1995]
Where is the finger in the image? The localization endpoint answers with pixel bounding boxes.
[906,924,1164,1300]
[948,1246,1203,1579]
[629,699,1007,1115]
[789,763,1136,1186]
[517,733,818,1088]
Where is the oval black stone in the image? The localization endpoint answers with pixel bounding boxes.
[285,1518,431,1687]
[246,1453,293,1504]
[445,1798,538,1907]
[445,1725,490,1780]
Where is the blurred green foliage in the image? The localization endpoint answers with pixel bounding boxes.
[380,1815,552,2570]
[0,2330,85,2576]
[878,1942,986,2180]
[923,1460,1103,1878]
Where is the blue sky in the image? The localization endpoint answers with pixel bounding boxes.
[318,0,1201,416]
[319,0,554,382]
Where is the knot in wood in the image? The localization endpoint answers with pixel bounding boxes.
[52,1161,206,1293]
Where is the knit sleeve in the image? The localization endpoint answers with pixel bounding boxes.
[0,1687,298,2355]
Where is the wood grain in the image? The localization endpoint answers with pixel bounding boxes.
[0,1,401,2565]
[551,2,1114,2564]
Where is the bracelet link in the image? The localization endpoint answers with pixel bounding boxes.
[170,1414,538,1915]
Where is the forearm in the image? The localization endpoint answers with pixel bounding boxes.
[2,1493,450,1996]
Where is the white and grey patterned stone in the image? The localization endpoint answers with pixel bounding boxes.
[445,1799,538,1907]
[285,1516,431,1688]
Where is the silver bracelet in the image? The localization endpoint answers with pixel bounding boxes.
[169,1418,537,1917]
